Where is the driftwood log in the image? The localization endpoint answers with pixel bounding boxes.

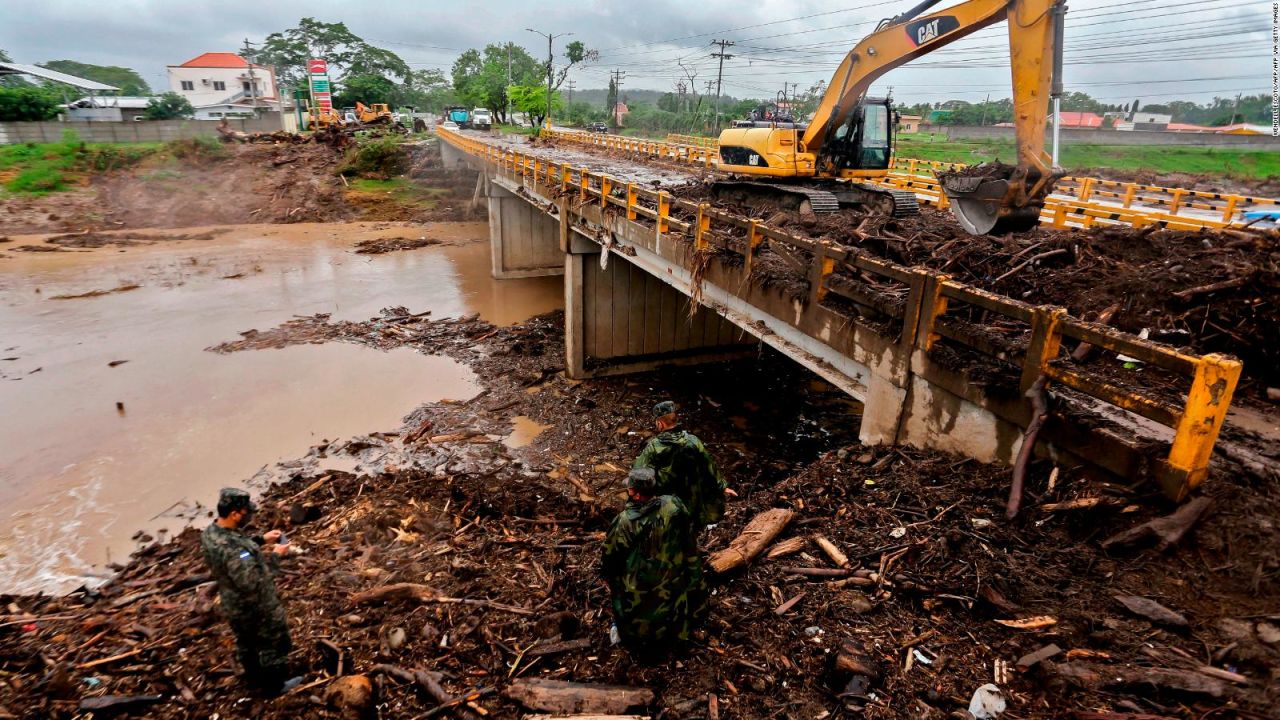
[708,508,795,573]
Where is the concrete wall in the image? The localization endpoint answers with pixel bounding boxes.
[581,253,741,362]
[931,124,1280,149]
[487,180,562,278]
[0,115,288,144]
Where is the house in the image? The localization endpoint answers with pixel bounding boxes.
[896,114,922,133]
[613,102,629,126]
[1053,111,1103,129]
[167,52,285,120]
[63,96,157,122]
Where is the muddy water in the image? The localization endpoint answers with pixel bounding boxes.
[0,222,563,593]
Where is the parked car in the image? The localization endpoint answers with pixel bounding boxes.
[586,122,609,133]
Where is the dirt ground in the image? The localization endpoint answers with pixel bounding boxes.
[0,138,480,238]
[2,308,1276,719]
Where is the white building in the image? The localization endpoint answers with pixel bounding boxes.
[166,52,285,120]
[63,96,157,122]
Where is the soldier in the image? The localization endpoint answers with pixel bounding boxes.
[201,488,296,695]
[633,400,736,528]
[601,468,708,655]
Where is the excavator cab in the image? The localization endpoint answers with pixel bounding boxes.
[820,98,893,176]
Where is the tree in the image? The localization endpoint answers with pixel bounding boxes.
[38,60,150,95]
[0,49,27,88]
[392,69,454,112]
[144,92,194,120]
[333,74,395,107]
[0,86,61,120]
[606,76,618,124]
[508,84,563,126]
[258,18,410,90]
[451,43,541,123]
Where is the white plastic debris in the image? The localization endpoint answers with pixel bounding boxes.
[968,683,1007,719]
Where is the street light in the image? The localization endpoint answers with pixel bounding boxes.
[526,28,572,131]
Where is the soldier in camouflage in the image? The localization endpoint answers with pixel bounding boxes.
[633,400,736,528]
[200,488,294,694]
[601,468,708,654]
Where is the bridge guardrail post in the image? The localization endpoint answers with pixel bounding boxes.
[579,167,590,203]
[1159,353,1242,500]
[657,191,671,237]
[914,272,950,353]
[626,183,637,221]
[743,220,763,277]
[694,204,710,251]
[1020,306,1066,393]
[600,176,612,209]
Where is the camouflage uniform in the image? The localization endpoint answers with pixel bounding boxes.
[601,490,708,650]
[201,502,291,690]
[633,426,726,527]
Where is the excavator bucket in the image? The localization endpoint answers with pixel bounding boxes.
[940,164,1047,235]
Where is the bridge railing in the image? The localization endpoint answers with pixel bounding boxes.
[438,126,1242,499]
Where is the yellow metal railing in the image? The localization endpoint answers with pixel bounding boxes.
[438,126,1242,499]
[657,133,1270,228]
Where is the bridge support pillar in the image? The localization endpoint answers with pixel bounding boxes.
[564,243,753,380]
[486,180,563,279]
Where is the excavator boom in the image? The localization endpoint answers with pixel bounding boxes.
[718,0,1065,234]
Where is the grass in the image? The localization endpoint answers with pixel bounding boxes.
[346,177,448,210]
[0,132,237,195]
[895,134,1280,179]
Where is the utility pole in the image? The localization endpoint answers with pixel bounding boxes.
[980,93,990,126]
[567,79,575,106]
[526,28,572,130]
[611,69,626,125]
[506,43,512,124]
[242,38,258,114]
[710,39,734,132]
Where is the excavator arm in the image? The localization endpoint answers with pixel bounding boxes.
[803,0,1065,232]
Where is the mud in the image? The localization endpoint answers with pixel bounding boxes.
[1,306,1275,719]
[0,138,480,237]
[354,236,444,254]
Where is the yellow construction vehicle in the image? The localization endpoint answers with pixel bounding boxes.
[354,102,396,125]
[716,0,1066,234]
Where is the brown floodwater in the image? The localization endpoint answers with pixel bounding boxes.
[0,222,563,593]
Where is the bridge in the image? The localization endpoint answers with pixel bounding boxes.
[435,126,1242,501]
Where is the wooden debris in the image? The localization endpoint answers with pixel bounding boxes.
[78,695,163,712]
[774,591,806,616]
[1039,497,1121,512]
[1050,663,1229,697]
[994,616,1057,630]
[813,535,849,567]
[1101,497,1213,550]
[1008,376,1049,519]
[525,638,592,657]
[1015,643,1062,670]
[779,566,852,578]
[503,679,653,715]
[708,508,795,573]
[1113,595,1189,627]
[764,536,806,559]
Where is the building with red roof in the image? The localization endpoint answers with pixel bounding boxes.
[166,52,283,119]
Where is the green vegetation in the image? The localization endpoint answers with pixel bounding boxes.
[346,177,448,209]
[0,133,157,194]
[144,92,195,120]
[894,135,1280,179]
[337,136,411,177]
[0,133,240,195]
[0,86,62,121]
[38,60,150,95]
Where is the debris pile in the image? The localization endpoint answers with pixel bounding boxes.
[3,308,1276,719]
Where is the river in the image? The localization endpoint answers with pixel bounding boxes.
[0,222,563,594]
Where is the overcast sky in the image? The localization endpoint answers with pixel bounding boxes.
[1,0,1272,106]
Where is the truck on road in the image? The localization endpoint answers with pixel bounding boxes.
[444,106,471,128]
[471,108,493,131]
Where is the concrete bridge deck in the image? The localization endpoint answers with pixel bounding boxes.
[436,127,1250,501]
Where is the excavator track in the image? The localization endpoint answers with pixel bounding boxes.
[712,180,919,218]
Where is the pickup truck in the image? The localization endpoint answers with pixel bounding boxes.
[586,122,609,133]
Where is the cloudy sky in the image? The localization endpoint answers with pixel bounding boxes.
[1,0,1272,106]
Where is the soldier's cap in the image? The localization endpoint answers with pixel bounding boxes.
[218,487,257,514]
[626,467,658,494]
[652,400,678,418]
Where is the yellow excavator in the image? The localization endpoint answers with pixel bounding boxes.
[716,0,1066,234]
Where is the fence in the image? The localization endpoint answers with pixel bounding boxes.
[439,126,1242,500]
[0,114,291,145]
